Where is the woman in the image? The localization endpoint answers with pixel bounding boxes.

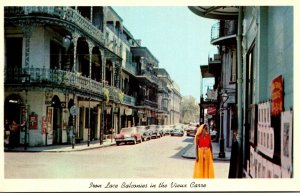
[193,124,215,178]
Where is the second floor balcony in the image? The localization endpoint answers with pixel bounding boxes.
[211,20,237,45]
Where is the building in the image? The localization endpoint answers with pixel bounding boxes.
[190,6,293,178]
[4,6,182,148]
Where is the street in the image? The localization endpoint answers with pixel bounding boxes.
[4,135,229,179]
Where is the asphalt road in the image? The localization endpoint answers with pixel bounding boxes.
[4,135,229,179]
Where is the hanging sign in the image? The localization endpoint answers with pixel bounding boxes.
[207,107,217,115]
[125,108,132,116]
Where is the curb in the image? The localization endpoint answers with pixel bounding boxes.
[4,143,116,153]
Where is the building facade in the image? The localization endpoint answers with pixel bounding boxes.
[4,6,182,148]
[190,6,293,178]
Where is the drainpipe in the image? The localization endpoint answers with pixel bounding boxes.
[236,6,243,178]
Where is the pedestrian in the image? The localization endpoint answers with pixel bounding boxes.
[9,120,21,148]
[4,119,10,147]
[193,123,215,178]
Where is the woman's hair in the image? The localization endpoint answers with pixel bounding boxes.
[194,124,208,144]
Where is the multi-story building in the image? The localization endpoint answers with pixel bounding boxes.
[4,6,182,148]
[170,82,182,125]
[155,68,172,125]
[190,6,293,178]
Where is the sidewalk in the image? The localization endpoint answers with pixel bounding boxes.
[181,141,231,161]
[4,139,116,152]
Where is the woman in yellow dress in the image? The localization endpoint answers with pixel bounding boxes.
[193,124,215,178]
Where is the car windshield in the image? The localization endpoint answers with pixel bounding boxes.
[120,128,133,134]
[137,127,145,132]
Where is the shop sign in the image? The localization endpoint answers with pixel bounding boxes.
[125,108,132,116]
[206,89,218,101]
[42,116,47,134]
[207,107,217,115]
[271,75,283,116]
[70,105,79,116]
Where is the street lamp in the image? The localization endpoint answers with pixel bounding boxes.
[219,91,229,158]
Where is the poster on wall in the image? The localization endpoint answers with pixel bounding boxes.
[281,167,291,178]
[262,158,267,178]
[250,146,256,178]
[257,101,274,158]
[273,164,281,178]
[46,106,54,145]
[266,160,273,178]
[256,154,262,178]
[271,75,283,116]
[281,110,293,175]
[249,104,257,144]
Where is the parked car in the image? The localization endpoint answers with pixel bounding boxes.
[210,129,218,141]
[136,126,152,141]
[147,125,161,139]
[115,127,142,146]
[170,128,184,137]
[162,125,171,135]
[156,125,164,137]
[186,124,198,137]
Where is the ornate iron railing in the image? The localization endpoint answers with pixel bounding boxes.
[211,20,237,42]
[123,94,136,106]
[5,6,122,58]
[5,67,105,95]
[124,62,137,75]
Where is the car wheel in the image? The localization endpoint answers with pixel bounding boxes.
[116,142,120,146]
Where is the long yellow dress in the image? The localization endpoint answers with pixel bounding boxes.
[193,126,215,178]
[193,146,215,178]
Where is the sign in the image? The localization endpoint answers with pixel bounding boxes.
[206,89,218,101]
[47,107,54,145]
[125,108,132,116]
[70,105,79,116]
[29,114,38,129]
[271,75,283,116]
[42,116,47,134]
[207,107,217,115]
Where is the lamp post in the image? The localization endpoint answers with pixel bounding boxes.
[219,91,228,158]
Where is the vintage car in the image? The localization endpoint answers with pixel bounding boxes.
[147,125,161,139]
[170,125,184,137]
[186,124,198,137]
[115,127,142,146]
[136,125,152,141]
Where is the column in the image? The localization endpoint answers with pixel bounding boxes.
[22,25,32,70]
[71,32,80,72]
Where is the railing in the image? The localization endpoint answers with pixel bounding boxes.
[124,62,137,75]
[211,20,237,42]
[123,94,136,106]
[142,99,158,109]
[5,6,122,58]
[138,70,159,85]
[5,67,105,95]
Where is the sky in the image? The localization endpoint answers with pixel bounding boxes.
[112,6,216,100]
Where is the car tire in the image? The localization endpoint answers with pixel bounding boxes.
[116,142,120,146]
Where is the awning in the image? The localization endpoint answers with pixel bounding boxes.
[188,6,239,20]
